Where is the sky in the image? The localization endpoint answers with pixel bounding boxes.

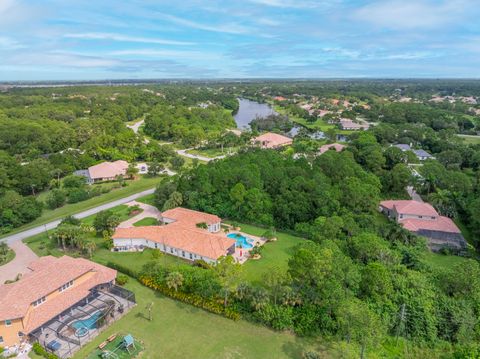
[0,0,479,80]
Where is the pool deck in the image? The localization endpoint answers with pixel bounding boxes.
[229,230,265,264]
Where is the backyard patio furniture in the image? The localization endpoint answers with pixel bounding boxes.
[46,340,61,352]
[98,341,108,349]
[107,334,117,342]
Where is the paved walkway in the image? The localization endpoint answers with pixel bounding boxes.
[0,188,156,245]
[118,201,162,228]
[407,186,423,202]
[0,241,38,284]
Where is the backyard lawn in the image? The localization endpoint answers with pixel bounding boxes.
[235,223,305,283]
[1,176,161,238]
[72,279,326,359]
[457,134,480,145]
[423,252,470,270]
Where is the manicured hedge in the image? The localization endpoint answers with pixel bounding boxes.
[139,275,240,320]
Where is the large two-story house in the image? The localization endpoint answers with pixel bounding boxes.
[112,207,236,264]
[0,256,117,348]
[379,200,467,251]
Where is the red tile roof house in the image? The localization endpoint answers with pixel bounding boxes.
[339,118,370,131]
[379,200,467,252]
[318,143,346,155]
[112,207,236,264]
[74,160,129,185]
[0,256,134,357]
[252,132,293,149]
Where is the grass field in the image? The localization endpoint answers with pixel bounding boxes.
[133,217,159,226]
[423,252,470,270]
[1,176,160,239]
[187,147,237,158]
[232,223,304,283]
[457,134,480,145]
[136,194,156,206]
[72,279,325,359]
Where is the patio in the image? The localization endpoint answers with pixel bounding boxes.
[30,285,136,359]
[229,230,266,264]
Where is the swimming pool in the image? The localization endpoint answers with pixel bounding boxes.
[72,311,103,337]
[227,233,254,249]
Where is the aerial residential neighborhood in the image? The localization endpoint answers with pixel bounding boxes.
[1,1,480,359]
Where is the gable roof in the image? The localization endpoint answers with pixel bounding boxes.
[253,132,292,149]
[88,160,129,179]
[380,200,439,217]
[0,256,116,325]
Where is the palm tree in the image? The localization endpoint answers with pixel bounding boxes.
[166,271,184,292]
[83,239,97,258]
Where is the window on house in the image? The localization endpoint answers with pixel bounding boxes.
[189,253,193,259]
[182,251,185,257]
[170,248,173,253]
[419,216,423,219]
[5,320,12,326]
[18,332,24,337]
[155,243,158,249]
[59,280,74,292]
[0,336,3,343]
[33,296,46,306]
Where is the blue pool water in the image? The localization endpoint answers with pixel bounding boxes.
[72,311,103,334]
[228,233,254,249]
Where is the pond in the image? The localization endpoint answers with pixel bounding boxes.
[233,98,325,139]
[234,98,277,129]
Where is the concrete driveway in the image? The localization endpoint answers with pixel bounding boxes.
[118,201,162,228]
[0,241,38,284]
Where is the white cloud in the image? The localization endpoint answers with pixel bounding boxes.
[158,14,252,34]
[0,36,24,49]
[353,0,469,30]
[109,49,220,60]
[64,32,194,46]
[249,0,325,9]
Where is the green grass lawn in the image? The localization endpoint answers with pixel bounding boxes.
[423,252,470,271]
[235,223,304,284]
[457,134,480,144]
[0,248,16,266]
[135,194,156,207]
[1,176,160,239]
[133,217,159,226]
[72,279,325,359]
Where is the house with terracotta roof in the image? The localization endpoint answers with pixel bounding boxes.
[0,256,133,355]
[252,132,293,149]
[379,200,467,251]
[339,118,370,131]
[74,160,129,184]
[112,207,236,264]
[318,143,346,155]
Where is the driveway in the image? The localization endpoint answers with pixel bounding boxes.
[0,241,38,284]
[126,119,145,134]
[118,200,162,228]
[407,186,423,202]
[176,148,226,162]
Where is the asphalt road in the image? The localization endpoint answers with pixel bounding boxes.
[0,188,155,245]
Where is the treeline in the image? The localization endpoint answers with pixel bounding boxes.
[144,104,236,146]
[152,148,480,355]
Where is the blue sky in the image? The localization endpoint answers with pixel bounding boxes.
[0,0,479,80]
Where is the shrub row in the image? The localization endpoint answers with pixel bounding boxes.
[106,261,139,278]
[32,342,60,359]
[139,275,240,321]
